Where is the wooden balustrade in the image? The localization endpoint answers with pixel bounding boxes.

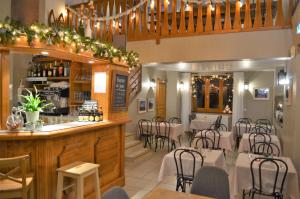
[60,0,293,44]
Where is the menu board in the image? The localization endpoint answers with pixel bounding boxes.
[111,70,129,111]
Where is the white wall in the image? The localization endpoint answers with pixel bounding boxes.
[127,29,292,64]
[126,67,181,134]
[0,0,11,21]
[243,71,275,122]
[39,0,66,24]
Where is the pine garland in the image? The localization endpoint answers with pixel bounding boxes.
[0,19,140,69]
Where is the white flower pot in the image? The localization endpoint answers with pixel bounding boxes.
[26,111,40,123]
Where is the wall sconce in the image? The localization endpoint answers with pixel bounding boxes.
[150,78,156,88]
[278,69,289,85]
[178,81,184,90]
[94,72,106,93]
[244,82,249,90]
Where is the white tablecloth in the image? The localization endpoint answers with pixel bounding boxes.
[233,123,276,137]
[233,153,299,199]
[190,119,214,130]
[238,134,282,154]
[142,122,184,142]
[191,131,235,152]
[158,147,227,182]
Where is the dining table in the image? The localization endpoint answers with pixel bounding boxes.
[142,187,213,199]
[238,133,282,153]
[191,131,235,152]
[190,118,214,131]
[158,147,227,182]
[233,153,299,199]
[233,123,276,137]
[143,122,184,142]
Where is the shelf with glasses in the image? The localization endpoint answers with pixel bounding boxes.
[72,80,91,84]
[26,77,70,82]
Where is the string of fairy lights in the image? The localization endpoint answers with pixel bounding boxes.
[66,0,244,26]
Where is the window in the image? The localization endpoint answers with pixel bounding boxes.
[192,74,233,113]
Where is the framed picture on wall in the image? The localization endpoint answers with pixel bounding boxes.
[253,88,270,100]
[147,98,155,112]
[138,99,147,113]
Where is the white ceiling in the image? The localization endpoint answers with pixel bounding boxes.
[143,58,290,73]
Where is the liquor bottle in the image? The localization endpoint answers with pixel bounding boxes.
[37,64,41,77]
[78,108,84,122]
[48,63,53,77]
[99,107,103,121]
[83,109,90,122]
[27,62,32,77]
[58,60,64,77]
[64,62,69,77]
[89,109,95,122]
[94,109,100,122]
[42,64,47,77]
[53,61,57,77]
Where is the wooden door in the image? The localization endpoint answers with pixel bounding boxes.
[156,80,166,120]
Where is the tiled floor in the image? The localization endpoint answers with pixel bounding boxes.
[123,136,238,199]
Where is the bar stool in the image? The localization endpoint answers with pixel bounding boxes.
[56,162,100,199]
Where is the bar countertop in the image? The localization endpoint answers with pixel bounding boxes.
[0,118,130,140]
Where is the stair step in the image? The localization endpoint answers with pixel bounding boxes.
[125,140,142,149]
[125,147,150,159]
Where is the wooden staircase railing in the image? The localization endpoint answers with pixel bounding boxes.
[128,65,142,103]
[61,0,294,44]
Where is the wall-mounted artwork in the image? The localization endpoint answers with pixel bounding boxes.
[147,98,155,112]
[138,99,147,113]
[253,88,270,100]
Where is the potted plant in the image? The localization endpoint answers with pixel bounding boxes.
[19,87,51,123]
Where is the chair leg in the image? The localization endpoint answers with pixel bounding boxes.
[56,172,64,199]
[178,136,181,146]
[77,177,84,199]
[93,169,101,199]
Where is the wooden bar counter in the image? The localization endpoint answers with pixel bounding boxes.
[0,119,129,199]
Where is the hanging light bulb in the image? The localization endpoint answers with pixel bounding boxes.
[209,4,215,12]
[238,0,243,8]
[166,0,170,5]
[95,22,100,29]
[150,0,155,9]
[185,1,190,11]
[131,11,136,20]
[113,19,116,28]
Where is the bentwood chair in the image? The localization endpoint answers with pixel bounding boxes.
[235,119,252,149]
[191,166,230,199]
[167,117,181,124]
[102,187,129,199]
[138,119,153,148]
[155,121,172,152]
[250,142,281,157]
[0,155,34,199]
[243,157,288,199]
[209,123,228,131]
[174,149,204,192]
[248,132,272,150]
[193,136,215,150]
[152,116,163,122]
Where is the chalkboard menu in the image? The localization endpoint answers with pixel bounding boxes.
[111,70,129,111]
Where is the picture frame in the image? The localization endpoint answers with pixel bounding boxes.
[253,88,270,100]
[137,98,147,113]
[147,98,155,112]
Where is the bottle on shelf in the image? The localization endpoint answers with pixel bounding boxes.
[78,108,84,122]
[48,63,53,77]
[58,60,64,77]
[27,62,33,77]
[64,62,70,77]
[53,61,58,77]
[42,63,47,77]
[89,109,95,122]
[94,109,100,122]
[33,63,37,77]
[99,107,103,121]
[37,64,41,77]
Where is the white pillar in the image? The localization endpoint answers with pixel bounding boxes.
[232,72,245,126]
[180,73,191,131]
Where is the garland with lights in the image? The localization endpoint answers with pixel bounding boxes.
[0,18,140,69]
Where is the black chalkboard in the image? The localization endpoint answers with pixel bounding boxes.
[111,71,129,111]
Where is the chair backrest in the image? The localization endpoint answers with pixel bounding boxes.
[174,149,204,182]
[250,157,288,195]
[155,121,170,138]
[254,123,272,134]
[248,132,272,150]
[102,186,129,199]
[235,120,252,136]
[238,118,252,123]
[250,141,281,156]
[215,115,222,129]
[0,155,30,193]
[256,119,272,126]
[138,119,152,136]
[203,129,221,149]
[168,117,181,124]
[152,116,163,122]
[191,166,230,199]
[209,123,228,131]
[194,135,215,150]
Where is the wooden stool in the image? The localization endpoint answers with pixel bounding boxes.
[56,162,100,199]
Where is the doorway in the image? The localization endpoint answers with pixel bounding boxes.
[155,79,166,120]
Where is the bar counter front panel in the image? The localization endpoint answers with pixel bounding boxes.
[0,120,127,199]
